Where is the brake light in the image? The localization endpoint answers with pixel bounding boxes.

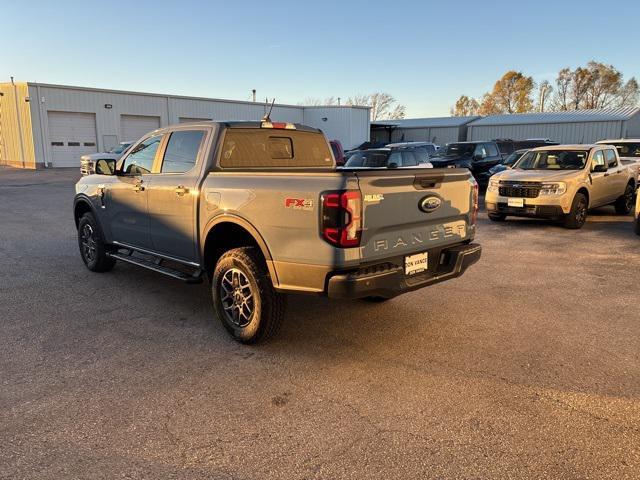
[471,180,479,225]
[321,190,362,248]
[261,121,296,130]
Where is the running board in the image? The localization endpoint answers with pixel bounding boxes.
[108,252,203,284]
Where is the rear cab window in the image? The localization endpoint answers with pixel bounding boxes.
[604,149,618,168]
[220,128,333,168]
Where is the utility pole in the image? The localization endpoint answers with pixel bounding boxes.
[252,89,256,102]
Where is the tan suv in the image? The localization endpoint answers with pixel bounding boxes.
[485,145,636,229]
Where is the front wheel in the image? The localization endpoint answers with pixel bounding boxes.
[212,247,286,344]
[563,193,588,229]
[77,212,116,272]
[614,183,634,215]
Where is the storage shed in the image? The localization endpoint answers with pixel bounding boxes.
[371,116,479,146]
[0,82,370,168]
[466,108,640,144]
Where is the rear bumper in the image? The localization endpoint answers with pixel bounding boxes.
[326,243,481,299]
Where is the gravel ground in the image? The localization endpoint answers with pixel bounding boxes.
[1,167,639,479]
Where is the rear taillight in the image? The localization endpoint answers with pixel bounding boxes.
[471,180,479,225]
[321,190,362,248]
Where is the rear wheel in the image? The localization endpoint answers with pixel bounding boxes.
[488,213,506,222]
[614,183,634,215]
[77,212,116,272]
[563,193,588,229]
[212,247,286,344]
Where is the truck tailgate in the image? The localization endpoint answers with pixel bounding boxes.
[355,168,474,263]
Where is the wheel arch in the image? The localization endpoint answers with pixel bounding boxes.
[201,215,279,286]
[576,187,590,207]
[73,196,96,229]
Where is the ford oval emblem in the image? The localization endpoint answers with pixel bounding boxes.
[419,195,442,213]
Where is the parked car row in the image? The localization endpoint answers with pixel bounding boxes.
[485,144,637,230]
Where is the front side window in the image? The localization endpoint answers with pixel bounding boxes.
[121,135,162,175]
[473,144,487,159]
[161,130,205,173]
[592,150,606,169]
[401,150,418,166]
[605,149,618,168]
[517,150,588,170]
[485,143,499,157]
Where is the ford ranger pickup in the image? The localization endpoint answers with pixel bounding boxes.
[73,121,481,343]
[485,145,636,229]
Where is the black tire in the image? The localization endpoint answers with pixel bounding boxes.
[635,216,640,236]
[77,212,116,272]
[488,213,507,222]
[614,183,634,215]
[212,247,286,344]
[563,192,588,229]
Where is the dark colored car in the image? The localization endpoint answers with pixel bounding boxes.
[330,140,345,166]
[487,149,530,177]
[343,147,433,169]
[493,138,558,156]
[430,141,503,185]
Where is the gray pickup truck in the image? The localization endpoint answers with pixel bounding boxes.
[73,121,481,343]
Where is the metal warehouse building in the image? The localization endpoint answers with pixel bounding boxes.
[466,108,640,144]
[0,82,370,169]
[371,116,479,146]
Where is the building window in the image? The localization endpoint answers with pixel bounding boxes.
[51,141,63,146]
[68,142,80,147]
[84,142,96,147]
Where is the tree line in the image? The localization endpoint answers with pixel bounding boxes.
[452,61,639,117]
[301,93,406,120]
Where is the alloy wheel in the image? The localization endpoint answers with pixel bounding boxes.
[220,268,254,327]
[80,224,97,263]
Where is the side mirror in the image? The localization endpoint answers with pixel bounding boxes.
[388,162,399,169]
[95,158,116,175]
[591,164,607,173]
[472,154,483,161]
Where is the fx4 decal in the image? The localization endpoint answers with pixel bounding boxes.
[284,198,314,211]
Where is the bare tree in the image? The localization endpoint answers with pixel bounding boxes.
[346,93,406,120]
[299,97,339,106]
[617,78,640,107]
[536,80,553,112]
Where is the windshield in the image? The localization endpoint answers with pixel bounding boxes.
[606,142,640,158]
[516,150,588,170]
[108,143,131,154]
[504,150,527,167]
[344,150,391,167]
[443,143,475,157]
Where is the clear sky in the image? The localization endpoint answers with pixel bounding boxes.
[2,0,639,117]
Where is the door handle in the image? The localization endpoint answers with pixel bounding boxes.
[175,185,189,196]
[603,173,610,177]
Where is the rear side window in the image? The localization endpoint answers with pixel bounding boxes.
[161,130,205,173]
[605,149,618,168]
[220,129,333,168]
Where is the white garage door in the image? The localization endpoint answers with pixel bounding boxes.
[47,111,98,167]
[120,115,161,143]
[179,117,211,123]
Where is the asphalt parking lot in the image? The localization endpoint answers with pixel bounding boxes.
[1,167,639,479]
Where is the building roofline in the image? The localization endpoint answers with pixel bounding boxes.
[8,81,369,110]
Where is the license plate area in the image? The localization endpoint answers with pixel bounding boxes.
[405,252,428,276]
[507,198,524,208]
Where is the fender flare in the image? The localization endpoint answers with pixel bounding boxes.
[73,195,98,228]
[200,214,279,285]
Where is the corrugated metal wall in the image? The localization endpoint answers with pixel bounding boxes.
[624,113,640,138]
[0,83,37,168]
[302,107,370,150]
[387,126,462,145]
[467,121,625,144]
[15,84,370,167]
